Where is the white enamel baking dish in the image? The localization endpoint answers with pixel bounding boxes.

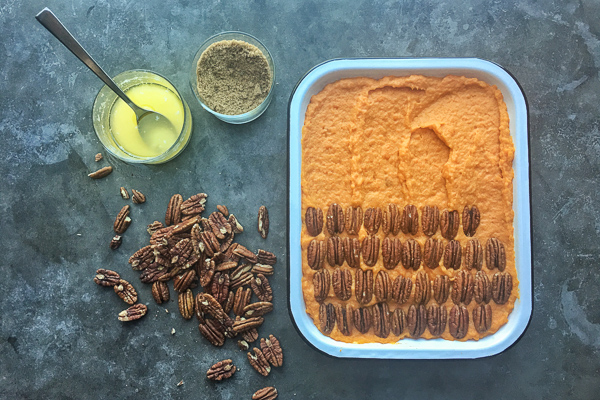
[287,58,532,359]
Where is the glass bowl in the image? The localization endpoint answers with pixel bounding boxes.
[189,31,275,124]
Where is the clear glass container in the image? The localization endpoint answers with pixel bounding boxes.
[92,70,193,164]
[189,31,275,124]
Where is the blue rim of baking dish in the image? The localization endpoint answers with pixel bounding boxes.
[286,58,532,359]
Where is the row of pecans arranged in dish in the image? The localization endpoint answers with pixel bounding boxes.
[313,268,513,308]
[306,203,480,239]
[308,235,506,271]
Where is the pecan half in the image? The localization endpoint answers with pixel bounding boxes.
[248,347,271,376]
[400,204,419,235]
[199,231,221,258]
[440,209,460,240]
[355,268,373,305]
[343,237,361,268]
[313,269,331,303]
[139,263,170,283]
[423,238,444,269]
[94,268,120,287]
[361,235,380,267]
[232,317,264,335]
[449,304,469,339]
[307,239,325,270]
[114,205,131,234]
[407,305,427,337]
[199,258,216,287]
[257,249,277,265]
[216,204,229,216]
[88,166,112,179]
[165,194,183,225]
[118,304,147,322]
[413,271,432,305]
[492,272,513,305]
[486,238,506,271]
[382,203,401,235]
[206,359,236,381]
[171,238,200,269]
[372,302,391,338]
[197,293,233,328]
[198,319,226,347]
[382,237,402,270]
[345,206,363,235]
[257,205,269,239]
[109,235,122,250]
[252,387,278,400]
[332,268,352,301]
[209,211,232,239]
[252,264,274,276]
[131,189,146,204]
[319,303,336,334]
[374,270,391,302]
[421,205,440,236]
[433,275,451,304]
[352,306,372,334]
[230,264,253,290]
[242,327,259,343]
[465,238,484,270]
[305,207,324,236]
[243,302,274,318]
[326,236,345,267]
[216,260,238,272]
[335,304,353,336]
[390,308,407,336]
[149,226,174,246]
[113,279,138,305]
[401,239,421,270]
[180,193,207,216]
[427,304,448,336]
[451,270,474,305]
[147,221,165,236]
[233,287,253,316]
[473,304,493,333]
[251,273,273,302]
[391,275,412,304]
[178,289,195,319]
[462,205,480,236]
[363,207,382,235]
[211,272,230,305]
[474,271,492,304]
[151,281,170,304]
[260,335,283,367]
[444,240,462,270]
[326,203,345,235]
[233,244,258,264]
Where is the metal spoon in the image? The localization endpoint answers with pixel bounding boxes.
[35,8,176,143]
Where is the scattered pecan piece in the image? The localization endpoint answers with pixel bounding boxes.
[307,239,325,270]
[400,204,419,235]
[486,238,506,271]
[237,340,250,351]
[374,270,391,302]
[305,207,324,236]
[345,206,363,235]
[382,237,401,270]
[252,387,278,400]
[131,189,146,204]
[433,275,451,304]
[228,214,244,233]
[363,207,382,235]
[335,304,353,336]
[180,193,207,216]
[444,240,462,270]
[199,258,216,287]
[118,303,147,322]
[407,304,427,337]
[313,269,331,303]
[198,319,226,347]
[233,287,253,316]
[423,238,443,269]
[209,211,232,240]
[147,221,165,236]
[243,302,274,318]
[206,359,236,381]
[113,279,138,304]
[421,205,440,236]
[211,272,230,305]
[343,237,361,268]
[462,205,480,237]
[178,289,195,319]
[109,235,122,250]
[451,270,474,305]
[257,206,269,239]
[151,281,170,304]
[371,302,391,338]
[382,203,401,235]
[390,308,407,336]
[233,244,258,264]
[326,236,345,267]
[319,303,336,334]
[114,205,131,234]
[332,268,352,301]
[247,347,271,376]
[232,317,265,335]
[257,249,277,265]
[391,275,412,304]
[465,238,484,270]
[326,203,345,235]
[260,335,283,367]
[120,187,129,199]
[427,304,448,336]
[165,194,183,225]
[88,166,112,179]
[94,268,120,287]
[413,271,432,306]
[216,204,229,216]
[473,304,493,333]
[492,272,513,304]
[352,305,372,334]
[474,271,492,304]
[401,239,421,270]
[94,152,103,162]
[361,235,380,267]
[440,209,460,240]
[449,304,469,339]
[355,268,373,305]
[251,273,273,302]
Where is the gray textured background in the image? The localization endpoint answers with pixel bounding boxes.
[1,0,599,399]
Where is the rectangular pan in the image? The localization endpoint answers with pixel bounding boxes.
[287,58,532,359]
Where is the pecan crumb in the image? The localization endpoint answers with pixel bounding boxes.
[94,153,103,162]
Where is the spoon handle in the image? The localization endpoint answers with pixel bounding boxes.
[36,8,142,116]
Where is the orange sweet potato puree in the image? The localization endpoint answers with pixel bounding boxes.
[300,75,518,343]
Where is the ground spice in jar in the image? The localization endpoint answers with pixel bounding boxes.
[196,39,272,115]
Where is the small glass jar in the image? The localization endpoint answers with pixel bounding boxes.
[189,31,275,124]
[92,70,193,164]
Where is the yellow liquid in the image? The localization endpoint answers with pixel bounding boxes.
[109,83,184,158]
